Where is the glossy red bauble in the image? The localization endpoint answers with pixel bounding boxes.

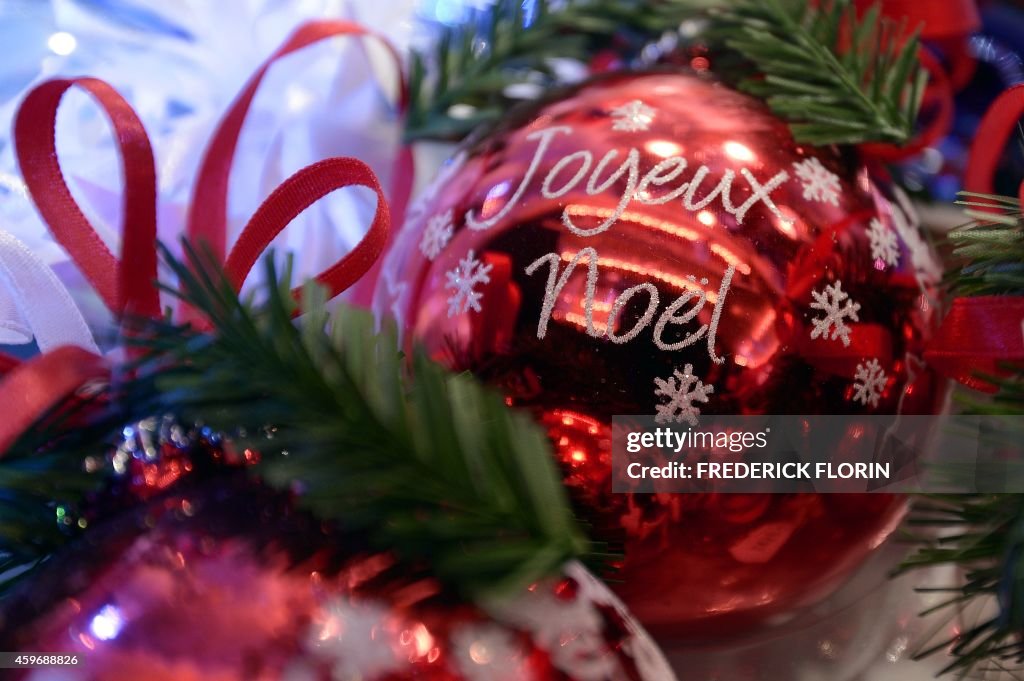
[375,72,945,639]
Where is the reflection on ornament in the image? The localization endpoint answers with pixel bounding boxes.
[46,32,77,56]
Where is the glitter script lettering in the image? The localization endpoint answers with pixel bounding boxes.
[465,126,792,234]
[526,250,736,365]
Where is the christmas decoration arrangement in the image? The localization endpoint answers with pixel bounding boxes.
[0,0,1023,679]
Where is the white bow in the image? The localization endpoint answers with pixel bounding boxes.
[0,228,99,354]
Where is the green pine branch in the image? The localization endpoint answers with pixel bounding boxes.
[896,192,1024,675]
[947,193,1024,297]
[123,243,592,599]
[711,0,926,145]
[405,0,715,141]
[0,370,164,596]
[896,495,1024,675]
[0,244,594,602]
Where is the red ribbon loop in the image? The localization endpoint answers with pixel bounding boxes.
[964,83,1024,204]
[2,19,410,455]
[924,85,1024,390]
[187,19,407,287]
[13,78,160,320]
[925,297,1024,392]
[0,346,109,454]
[224,157,390,299]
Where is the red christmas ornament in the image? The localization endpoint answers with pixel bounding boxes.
[3,478,674,681]
[374,72,946,639]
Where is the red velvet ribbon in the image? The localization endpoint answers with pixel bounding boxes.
[0,20,412,454]
[797,325,895,378]
[924,83,1024,391]
[926,297,1024,391]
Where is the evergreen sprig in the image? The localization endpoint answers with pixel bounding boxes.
[897,495,1024,675]
[125,243,591,599]
[948,193,1024,297]
[405,0,714,141]
[0,367,164,596]
[0,245,592,602]
[406,0,926,146]
[897,192,1024,674]
[711,0,926,145]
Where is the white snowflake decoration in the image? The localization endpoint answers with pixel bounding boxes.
[809,280,861,347]
[793,157,841,206]
[445,250,493,317]
[653,364,714,426]
[852,358,888,408]
[420,208,455,260]
[867,217,900,268]
[610,100,656,132]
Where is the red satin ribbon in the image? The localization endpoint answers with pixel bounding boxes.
[182,18,413,309]
[188,19,407,278]
[0,346,109,454]
[925,84,1024,391]
[1,20,411,453]
[14,78,160,320]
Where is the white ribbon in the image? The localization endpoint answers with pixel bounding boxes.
[0,229,99,354]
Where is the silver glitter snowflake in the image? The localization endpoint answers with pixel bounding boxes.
[653,364,714,426]
[610,100,655,132]
[792,157,841,206]
[852,358,888,407]
[867,217,900,268]
[445,250,493,317]
[420,208,454,260]
[809,280,861,347]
